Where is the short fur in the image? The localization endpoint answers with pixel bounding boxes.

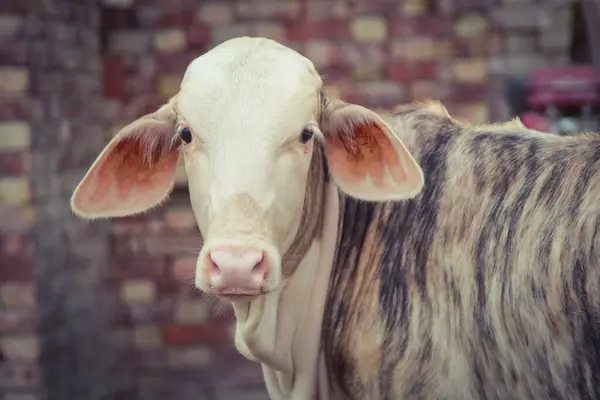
[318,100,600,399]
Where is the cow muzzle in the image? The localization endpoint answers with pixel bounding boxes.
[196,241,281,298]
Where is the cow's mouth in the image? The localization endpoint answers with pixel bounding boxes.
[209,287,267,298]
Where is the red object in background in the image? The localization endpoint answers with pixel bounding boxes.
[509,66,600,135]
[520,111,552,132]
[528,66,600,110]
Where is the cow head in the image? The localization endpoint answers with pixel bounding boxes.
[70,37,424,300]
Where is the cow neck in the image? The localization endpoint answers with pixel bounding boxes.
[230,145,340,399]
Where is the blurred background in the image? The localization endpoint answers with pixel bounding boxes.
[0,0,599,399]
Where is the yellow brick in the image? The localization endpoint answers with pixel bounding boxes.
[168,346,212,367]
[353,63,381,81]
[133,325,162,348]
[197,3,233,25]
[0,335,39,361]
[391,38,440,62]
[154,29,186,53]
[0,177,30,205]
[0,122,31,150]
[0,283,35,309]
[455,13,489,38]
[411,81,442,102]
[175,300,209,324]
[454,102,489,124]
[351,16,387,43]
[451,58,488,83]
[255,23,286,43]
[0,68,28,92]
[436,39,453,58]
[121,280,156,303]
[402,0,428,17]
[158,75,181,99]
[304,40,332,67]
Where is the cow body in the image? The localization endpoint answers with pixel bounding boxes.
[322,104,600,399]
[69,37,600,400]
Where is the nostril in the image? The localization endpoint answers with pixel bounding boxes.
[251,252,268,278]
[208,252,223,278]
[209,258,220,276]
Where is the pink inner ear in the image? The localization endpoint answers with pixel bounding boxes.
[325,122,406,188]
[74,133,180,215]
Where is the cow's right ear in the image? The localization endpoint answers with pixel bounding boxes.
[70,101,181,220]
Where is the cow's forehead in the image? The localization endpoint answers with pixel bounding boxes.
[183,38,320,94]
[176,37,322,136]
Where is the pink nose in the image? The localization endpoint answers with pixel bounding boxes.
[207,247,268,294]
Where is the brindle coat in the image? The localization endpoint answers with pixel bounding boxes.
[317,99,600,400]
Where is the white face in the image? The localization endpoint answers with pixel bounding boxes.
[175,38,324,297]
[70,37,425,302]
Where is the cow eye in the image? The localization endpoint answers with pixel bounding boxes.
[299,128,314,144]
[178,127,192,144]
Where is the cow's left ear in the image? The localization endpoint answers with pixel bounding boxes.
[320,99,424,201]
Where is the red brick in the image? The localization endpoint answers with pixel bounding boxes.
[0,0,28,14]
[0,310,35,334]
[125,74,157,96]
[103,57,126,99]
[0,41,27,65]
[0,235,34,281]
[110,257,166,278]
[101,8,137,30]
[111,219,150,236]
[155,52,197,74]
[0,96,31,121]
[158,11,195,27]
[126,94,169,117]
[171,257,196,281]
[0,153,30,176]
[317,65,352,83]
[236,1,300,21]
[120,53,140,74]
[447,84,487,103]
[162,324,229,346]
[452,38,471,58]
[287,20,349,41]
[387,62,438,81]
[187,25,211,48]
[155,278,180,296]
[0,362,40,389]
[164,208,197,231]
[142,235,203,256]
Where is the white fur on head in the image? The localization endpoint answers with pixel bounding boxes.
[70,36,424,297]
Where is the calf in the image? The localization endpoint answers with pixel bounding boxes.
[70,37,600,400]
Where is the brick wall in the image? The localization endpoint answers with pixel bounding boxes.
[0,0,581,399]
[0,1,127,399]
